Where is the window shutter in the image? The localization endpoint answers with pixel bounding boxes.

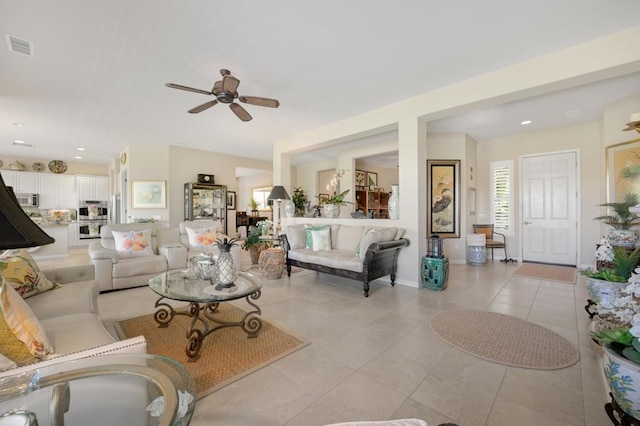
[491,162,512,233]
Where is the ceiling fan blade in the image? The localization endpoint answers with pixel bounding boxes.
[221,75,240,94]
[239,96,280,108]
[165,83,212,96]
[211,80,223,95]
[188,100,218,114]
[230,103,252,122]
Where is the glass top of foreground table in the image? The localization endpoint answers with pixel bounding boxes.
[0,353,196,426]
[149,270,262,303]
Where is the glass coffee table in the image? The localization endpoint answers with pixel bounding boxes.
[148,271,263,361]
[0,353,196,426]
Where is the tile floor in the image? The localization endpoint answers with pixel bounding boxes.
[39,250,609,426]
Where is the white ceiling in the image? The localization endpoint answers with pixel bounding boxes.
[1,1,639,167]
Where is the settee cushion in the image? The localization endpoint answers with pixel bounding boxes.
[286,224,307,250]
[288,249,363,273]
[334,225,364,251]
[0,249,59,299]
[41,313,115,355]
[1,278,54,362]
[112,229,154,258]
[358,228,398,259]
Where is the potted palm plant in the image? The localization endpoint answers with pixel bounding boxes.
[241,225,272,264]
[595,192,640,248]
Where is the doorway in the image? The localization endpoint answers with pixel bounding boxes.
[521,151,578,266]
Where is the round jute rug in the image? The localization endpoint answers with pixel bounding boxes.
[430,310,579,369]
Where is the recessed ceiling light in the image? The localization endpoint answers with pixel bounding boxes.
[76,147,85,151]
[14,140,25,144]
[11,122,24,127]
[521,120,532,125]
[74,156,82,160]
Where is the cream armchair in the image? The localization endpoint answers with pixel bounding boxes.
[88,223,169,292]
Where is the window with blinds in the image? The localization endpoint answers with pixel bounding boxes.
[490,160,513,235]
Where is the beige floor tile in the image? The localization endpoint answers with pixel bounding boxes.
[52,249,610,425]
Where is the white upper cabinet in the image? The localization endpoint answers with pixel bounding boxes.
[1,170,39,193]
[77,175,109,201]
[38,174,77,208]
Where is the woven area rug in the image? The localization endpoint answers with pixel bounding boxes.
[430,310,579,369]
[512,262,577,283]
[115,304,309,399]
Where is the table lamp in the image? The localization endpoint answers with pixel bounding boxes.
[267,185,290,235]
[0,173,54,250]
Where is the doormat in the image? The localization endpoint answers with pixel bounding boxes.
[512,262,576,284]
[430,310,579,369]
[115,304,309,400]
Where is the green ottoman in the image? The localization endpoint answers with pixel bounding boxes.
[421,256,449,291]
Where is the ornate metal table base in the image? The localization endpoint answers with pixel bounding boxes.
[153,289,262,361]
[606,393,640,425]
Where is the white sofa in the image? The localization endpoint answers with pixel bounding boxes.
[0,264,146,379]
[88,221,242,293]
[281,223,409,297]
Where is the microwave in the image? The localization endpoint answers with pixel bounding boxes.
[15,193,39,207]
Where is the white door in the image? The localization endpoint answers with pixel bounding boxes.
[521,151,578,266]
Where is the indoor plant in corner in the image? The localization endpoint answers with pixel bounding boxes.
[591,269,640,421]
[595,192,640,248]
[241,224,272,264]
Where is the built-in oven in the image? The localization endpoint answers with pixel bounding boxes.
[78,222,104,240]
[78,200,108,221]
[78,200,108,240]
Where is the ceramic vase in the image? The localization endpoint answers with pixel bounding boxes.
[608,230,639,248]
[586,277,626,306]
[284,200,295,218]
[388,184,399,220]
[323,204,341,218]
[603,344,640,420]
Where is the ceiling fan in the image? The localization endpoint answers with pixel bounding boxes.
[165,69,280,122]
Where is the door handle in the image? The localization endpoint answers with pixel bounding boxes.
[523,221,531,225]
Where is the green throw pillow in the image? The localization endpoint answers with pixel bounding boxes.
[304,225,329,249]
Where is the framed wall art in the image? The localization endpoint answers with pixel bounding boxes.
[606,138,640,202]
[427,159,460,238]
[355,169,366,188]
[131,180,166,209]
[227,191,236,210]
[366,172,378,189]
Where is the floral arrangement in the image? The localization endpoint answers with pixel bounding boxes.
[256,219,273,233]
[596,237,615,263]
[318,169,352,205]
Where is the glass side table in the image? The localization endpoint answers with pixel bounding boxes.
[0,353,196,426]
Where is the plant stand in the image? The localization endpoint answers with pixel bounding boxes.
[606,392,640,425]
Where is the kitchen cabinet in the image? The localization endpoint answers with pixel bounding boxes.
[1,170,39,193]
[77,175,109,201]
[355,189,389,218]
[68,223,79,246]
[38,175,77,208]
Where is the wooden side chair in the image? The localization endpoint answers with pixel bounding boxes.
[472,224,507,261]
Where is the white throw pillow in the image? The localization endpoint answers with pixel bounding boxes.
[112,229,154,258]
[186,226,217,249]
[310,228,332,251]
[0,278,54,363]
[304,225,329,249]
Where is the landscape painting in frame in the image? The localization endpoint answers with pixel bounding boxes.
[427,159,460,238]
[607,138,640,202]
[131,180,166,209]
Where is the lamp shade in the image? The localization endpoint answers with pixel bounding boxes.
[267,185,290,201]
[0,174,54,249]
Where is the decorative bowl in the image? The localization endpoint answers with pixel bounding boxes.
[9,161,26,171]
[32,162,46,172]
[48,160,67,174]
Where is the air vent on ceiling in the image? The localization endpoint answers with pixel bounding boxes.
[13,141,34,148]
[5,34,34,57]
[566,109,581,118]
